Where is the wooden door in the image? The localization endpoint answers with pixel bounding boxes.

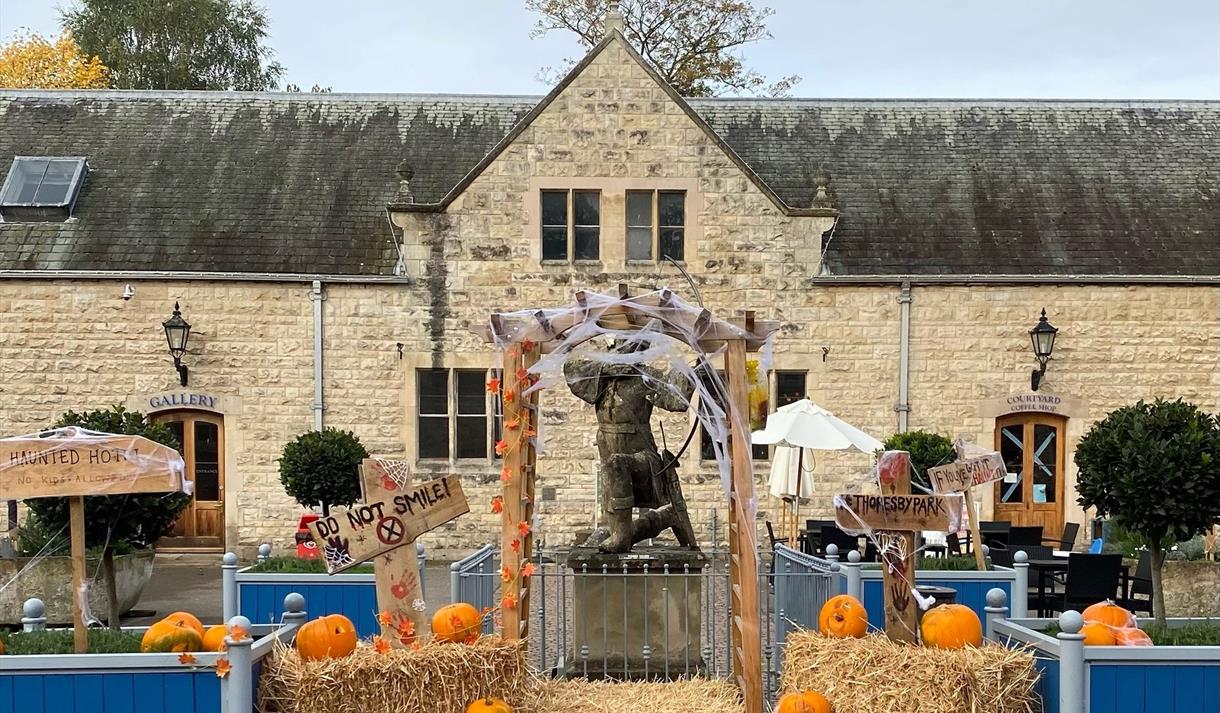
[993,413,1065,536]
[156,412,225,550]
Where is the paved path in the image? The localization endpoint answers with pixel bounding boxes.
[123,556,455,626]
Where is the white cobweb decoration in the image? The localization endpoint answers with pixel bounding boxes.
[373,457,413,490]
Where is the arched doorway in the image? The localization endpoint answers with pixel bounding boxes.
[155,411,225,550]
[994,412,1066,534]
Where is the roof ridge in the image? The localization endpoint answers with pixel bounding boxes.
[0,89,542,103]
[690,97,1220,107]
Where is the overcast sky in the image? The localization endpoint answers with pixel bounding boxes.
[2,0,1217,98]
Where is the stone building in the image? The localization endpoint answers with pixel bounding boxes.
[1,32,1216,557]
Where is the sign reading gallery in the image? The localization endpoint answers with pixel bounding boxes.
[147,392,219,410]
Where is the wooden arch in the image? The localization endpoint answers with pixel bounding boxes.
[480,285,775,713]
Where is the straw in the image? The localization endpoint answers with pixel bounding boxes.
[528,678,744,713]
[780,632,1038,713]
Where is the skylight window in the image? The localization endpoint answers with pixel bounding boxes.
[0,157,88,221]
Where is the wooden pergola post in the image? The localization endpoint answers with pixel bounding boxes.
[500,338,540,642]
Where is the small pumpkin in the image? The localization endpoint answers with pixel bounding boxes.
[432,602,481,643]
[296,614,358,660]
[162,611,205,636]
[817,595,868,639]
[1115,627,1153,647]
[1082,601,1135,630]
[141,619,204,653]
[776,690,832,713]
[465,698,513,713]
[1081,622,1117,646]
[202,624,228,652]
[920,603,983,649]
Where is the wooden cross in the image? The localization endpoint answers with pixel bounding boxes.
[0,431,186,653]
[308,470,469,645]
[358,459,428,647]
[927,448,1007,571]
[834,450,959,643]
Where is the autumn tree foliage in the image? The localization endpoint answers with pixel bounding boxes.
[526,0,799,97]
[0,31,109,89]
[62,0,284,91]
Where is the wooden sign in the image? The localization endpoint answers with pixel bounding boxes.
[927,453,1006,494]
[310,475,468,574]
[1,435,185,499]
[833,493,960,532]
[876,450,918,644]
[360,459,427,647]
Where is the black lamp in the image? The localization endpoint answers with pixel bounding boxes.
[162,302,191,386]
[1029,308,1058,391]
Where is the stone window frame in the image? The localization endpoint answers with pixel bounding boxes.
[625,189,686,263]
[415,367,504,462]
[527,177,701,268]
[540,188,601,262]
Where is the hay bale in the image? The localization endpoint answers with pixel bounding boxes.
[527,678,743,713]
[258,637,535,713]
[780,632,1038,713]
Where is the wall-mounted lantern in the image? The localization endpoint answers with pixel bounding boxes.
[162,302,192,386]
[1029,308,1058,391]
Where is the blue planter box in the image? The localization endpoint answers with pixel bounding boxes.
[996,617,1220,713]
[853,566,1016,624]
[237,569,378,637]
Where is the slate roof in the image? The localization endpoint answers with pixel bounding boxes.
[0,90,1216,277]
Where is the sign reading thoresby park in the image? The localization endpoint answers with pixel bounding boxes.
[926,453,1007,494]
[309,475,469,574]
[833,493,959,532]
[0,433,187,499]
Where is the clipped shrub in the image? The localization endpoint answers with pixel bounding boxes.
[278,428,369,515]
[882,430,956,491]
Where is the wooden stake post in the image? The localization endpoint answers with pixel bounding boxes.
[359,459,427,646]
[499,340,540,641]
[0,432,186,653]
[834,451,959,643]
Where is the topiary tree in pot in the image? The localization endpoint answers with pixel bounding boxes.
[22,405,190,627]
[1075,399,1220,626]
[278,428,369,517]
[882,430,956,492]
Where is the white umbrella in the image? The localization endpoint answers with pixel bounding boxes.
[752,399,884,545]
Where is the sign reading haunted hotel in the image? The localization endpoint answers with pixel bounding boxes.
[0,434,186,499]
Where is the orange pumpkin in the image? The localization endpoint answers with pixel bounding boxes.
[465,698,513,713]
[1081,622,1117,646]
[296,614,358,660]
[818,595,868,639]
[432,602,481,643]
[1115,627,1153,647]
[920,604,983,649]
[202,625,228,652]
[1082,601,1136,630]
[141,619,204,653]
[776,690,832,713]
[162,611,205,636]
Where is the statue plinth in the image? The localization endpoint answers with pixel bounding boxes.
[565,546,708,679]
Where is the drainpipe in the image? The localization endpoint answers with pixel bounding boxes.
[311,281,326,431]
[896,281,912,433]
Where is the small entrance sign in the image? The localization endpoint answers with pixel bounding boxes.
[927,453,1006,494]
[309,475,468,575]
[833,493,959,532]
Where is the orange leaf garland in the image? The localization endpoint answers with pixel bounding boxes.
[521,562,536,578]
[509,539,521,553]
[486,376,501,393]
[501,565,513,583]
[494,439,509,456]
[504,389,516,404]
[521,339,536,352]
[515,367,529,381]
[517,521,531,538]
[178,653,197,665]
[214,658,232,678]
[490,495,504,513]
[499,466,512,484]
[229,624,249,642]
[377,611,392,627]
[373,635,391,654]
[505,417,520,430]
[502,593,518,609]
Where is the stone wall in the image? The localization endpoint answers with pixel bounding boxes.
[1162,560,1220,617]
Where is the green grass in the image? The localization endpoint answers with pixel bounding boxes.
[246,556,373,574]
[1041,622,1220,646]
[862,555,991,571]
[0,629,143,655]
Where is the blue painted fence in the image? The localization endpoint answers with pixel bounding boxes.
[0,670,220,713]
[238,574,378,636]
[1090,664,1219,713]
[858,576,1013,625]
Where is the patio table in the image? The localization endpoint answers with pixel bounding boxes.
[1027,557,1130,617]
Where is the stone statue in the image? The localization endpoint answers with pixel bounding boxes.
[564,343,699,553]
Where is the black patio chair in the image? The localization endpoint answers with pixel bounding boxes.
[1044,553,1123,615]
[1043,522,1081,551]
[765,520,785,576]
[1118,550,1153,616]
[979,521,1011,551]
[946,532,964,557]
[989,545,1013,568]
[1009,525,1045,548]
